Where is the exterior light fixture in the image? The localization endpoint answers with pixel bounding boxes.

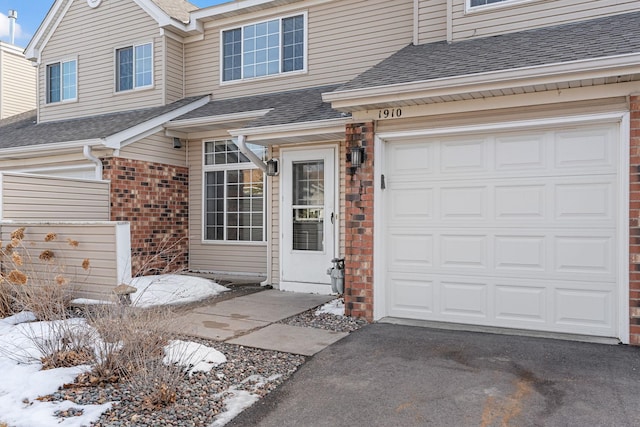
[173,137,182,149]
[348,145,365,174]
[266,158,279,176]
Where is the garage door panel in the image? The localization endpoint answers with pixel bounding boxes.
[383,122,619,338]
[494,235,546,271]
[440,186,487,219]
[495,185,546,219]
[554,236,614,274]
[441,281,488,318]
[555,182,614,220]
[441,235,488,269]
[555,127,616,170]
[440,138,487,173]
[495,133,546,171]
[555,288,613,330]
[495,285,546,322]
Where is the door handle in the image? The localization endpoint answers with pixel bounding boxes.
[330,212,335,224]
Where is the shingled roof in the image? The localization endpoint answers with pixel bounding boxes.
[0,96,206,150]
[151,0,198,24]
[337,11,640,91]
[174,84,347,128]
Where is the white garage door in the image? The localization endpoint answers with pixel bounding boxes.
[384,123,620,337]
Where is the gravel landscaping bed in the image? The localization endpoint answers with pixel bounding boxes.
[44,340,305,427]
[40,297,366,426]
[278,300,368,333]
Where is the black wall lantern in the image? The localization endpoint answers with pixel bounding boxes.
[348,142,365,174]
[266,158,279,176]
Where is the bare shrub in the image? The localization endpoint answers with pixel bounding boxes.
[0,226,88,321]
[132,236,187,277]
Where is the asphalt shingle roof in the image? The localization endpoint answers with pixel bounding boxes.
[151,0,198,23]
[0,96,205,150]
[338,11,640,91]
[175,84,346,128]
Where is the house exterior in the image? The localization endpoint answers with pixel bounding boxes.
[0,41,36,119]
[0,0,639,345]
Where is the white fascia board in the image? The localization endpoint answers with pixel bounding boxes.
[0,41,26,56]
[101,95,210,149]
[165,109,273,129]
[323,53,640,108]
[0,139,103,157]
[25,0,73,62]
[227,117,350,142]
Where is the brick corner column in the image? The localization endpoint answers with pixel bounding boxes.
[344,122,375,321]
[101,157,189,276]
[629,94,640,345]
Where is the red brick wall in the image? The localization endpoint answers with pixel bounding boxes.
[101,157,189,275]
[344,122,375,320]
[630,94,640,345]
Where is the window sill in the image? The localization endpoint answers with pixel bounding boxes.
[219,68,308,86]
[45,98,78,106]
[200,239,267,246]
[113,85,155,96]
[465,0,542,15]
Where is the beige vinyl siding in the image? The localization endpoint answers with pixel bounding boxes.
[450,0,640,41]
[418,0,447,44]
[119,131,187,166]
[184,0,414,99]
[1,173,110,221]
[0,221,128,300]
[376,97,629,134]
[165,36,185,103]
[187,138,267,275]
[0,44,36,119]
[39,0,164,123]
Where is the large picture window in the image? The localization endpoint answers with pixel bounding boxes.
[222,14,305,82]
[204,140,266,242]
[116,43,153,92]
[46,59,77,103]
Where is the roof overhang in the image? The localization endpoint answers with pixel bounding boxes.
[0,139,105,160]
[164,109,273,139]
[323,53,640,112]
[228,118,351,145]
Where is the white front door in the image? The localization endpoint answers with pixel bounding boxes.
[281,147,336,293]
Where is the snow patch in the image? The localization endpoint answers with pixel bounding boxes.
[315,298,345,317]
[128,274,229,307]
[163,340,227,375]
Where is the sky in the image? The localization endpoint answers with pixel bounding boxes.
[0,0,228,47]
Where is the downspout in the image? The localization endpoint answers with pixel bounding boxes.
[83,145,103,180]
[237,135,272,286]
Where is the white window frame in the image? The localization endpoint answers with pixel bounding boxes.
[219,11,308,84]
[45,57,77,104]
[466,0,537,13]
[202,139,267,244]
[115,41,154,93]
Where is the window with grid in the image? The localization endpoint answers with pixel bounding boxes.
[116,43,153,92]
[203,140,266,242]
[222,14,305,82]
[469,0,511,7]
[46,59,77,103]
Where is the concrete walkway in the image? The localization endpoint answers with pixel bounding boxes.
[170,289,347,356]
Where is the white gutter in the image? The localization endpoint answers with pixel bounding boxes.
[83,145,103,180]
[237,134,267,172]
[0,139,103,157]
[323,52,640,108]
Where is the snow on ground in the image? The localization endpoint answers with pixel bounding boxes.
[129,274,229,307]
[71,274,229,308]
[0,275,232,427]
[164,339,227,376]
[315,298,345,316]
[0,315,111,427]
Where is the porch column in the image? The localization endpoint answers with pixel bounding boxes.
[344,122,375,320]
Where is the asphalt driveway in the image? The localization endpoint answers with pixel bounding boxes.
[228,323,640,427]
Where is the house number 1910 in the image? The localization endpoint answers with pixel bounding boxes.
[378,108,402,119]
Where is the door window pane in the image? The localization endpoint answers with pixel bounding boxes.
[292,161,324,251]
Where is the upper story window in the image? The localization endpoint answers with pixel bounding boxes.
[116,43,153,92]
[469,0,512,7]
[222,13,305,82]
[46,59,77,103]
[203,140,267,242]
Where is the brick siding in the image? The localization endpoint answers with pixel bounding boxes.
[344,122,375,320]
[101,157,189,275]
[630,95,640,345]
